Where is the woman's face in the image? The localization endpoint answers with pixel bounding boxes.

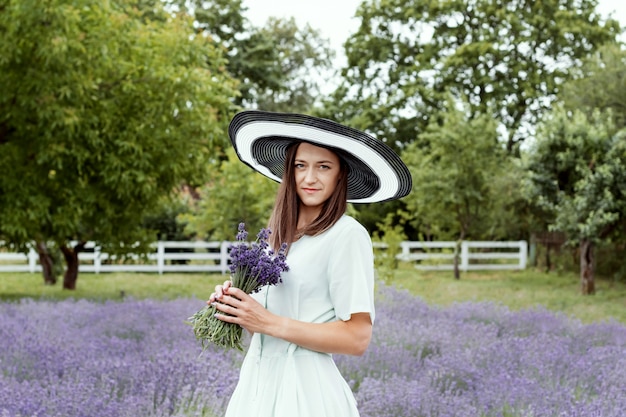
[294,142,342,213]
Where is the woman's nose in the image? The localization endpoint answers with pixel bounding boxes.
[304,168,317,183]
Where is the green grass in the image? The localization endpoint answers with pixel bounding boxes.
[1,265,625,324]
[0,272,225,302]
[385,263,626,324]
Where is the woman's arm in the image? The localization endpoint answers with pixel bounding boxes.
[208,285,372,356]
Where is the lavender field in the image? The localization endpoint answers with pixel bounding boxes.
[1,284,625,417]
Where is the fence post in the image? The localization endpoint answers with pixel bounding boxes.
[28,247,37,273]
[519,240,528,269]
[460,241,469,272]
[220,241,229,275]
[402,241,412,262]
[157,242,165,275]
[94,245,101,274]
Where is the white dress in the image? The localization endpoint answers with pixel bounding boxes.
[224,215,375,417]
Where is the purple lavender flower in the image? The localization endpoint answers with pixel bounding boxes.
[188,223,289,351]
[236,222,248,241]
[1,284,626,416]
[0,298,238,417]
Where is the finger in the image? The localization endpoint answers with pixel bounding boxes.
[213,299,236,312]
[214,284,226,299]
[224,286,244,299]
[218,294,243,309]
[213,301,244,323]
[214,310,238,324]
[206,292,216,304]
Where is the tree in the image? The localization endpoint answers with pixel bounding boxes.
[252,17,335,113]
[328,0,620,153]
[0,0,237,289]
[561,43,626,130]
[178,0,280,107]
[175,0,334,112]
[401,97,519,278]
[523,106,626,295]
[180,147,279,241]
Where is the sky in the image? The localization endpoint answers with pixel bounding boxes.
[244,0,625,68]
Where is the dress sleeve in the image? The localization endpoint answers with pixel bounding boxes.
[327,219,376,323]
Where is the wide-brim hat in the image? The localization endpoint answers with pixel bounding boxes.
[228,110,412,204]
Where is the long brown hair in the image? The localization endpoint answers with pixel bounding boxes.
[268,142,348,252]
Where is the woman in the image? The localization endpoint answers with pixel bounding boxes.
[209,111,412,417]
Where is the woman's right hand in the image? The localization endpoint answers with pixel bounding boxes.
[207,279,232,305]
[206,279,259,336]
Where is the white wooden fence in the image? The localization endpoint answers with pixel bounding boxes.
[374,240,528,271]
[0,241,231,274]
[0,240,527,274]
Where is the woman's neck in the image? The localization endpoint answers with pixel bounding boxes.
[297,205,321,230]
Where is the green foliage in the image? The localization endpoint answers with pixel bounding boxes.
[0,0,237,284]
[253,17,335,113]
[45,242,65,280]
[532,240,626,283]
[142,196,194,241]
[561,43,626,130]
[180,0,280,107]
[352,199,415,240]
[401,97,521,241]
[594,240,626,282]
[181,148,279,241]
[372,211,408,283]
[175,0,334,111]
[524,106,626,244]
[523,105,626,294]
[329,0,620,153]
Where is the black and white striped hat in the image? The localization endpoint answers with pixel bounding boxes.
[228,110,412,204]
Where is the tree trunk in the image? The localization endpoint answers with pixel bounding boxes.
[580,239,595,295]
[61,242,86,290]
[35,241,57,285]
[453,240,461,280]
[529,236,537,267]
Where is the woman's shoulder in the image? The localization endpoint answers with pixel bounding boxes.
[325,216,373,260]
[329,215,370,239]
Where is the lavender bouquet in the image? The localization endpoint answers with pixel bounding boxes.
[187,223,288,351]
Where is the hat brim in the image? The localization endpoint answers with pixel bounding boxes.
[228,111,412,204]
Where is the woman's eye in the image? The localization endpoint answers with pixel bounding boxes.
[320,165,330,170]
